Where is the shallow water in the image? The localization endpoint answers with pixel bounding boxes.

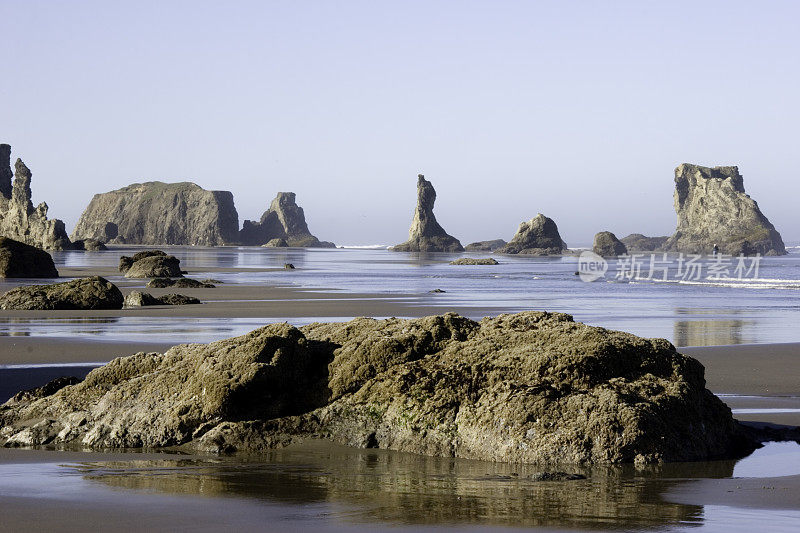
[1,246,799,346]
[1,441,799,531]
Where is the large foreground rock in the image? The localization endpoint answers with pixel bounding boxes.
[0,144,71,250]
[0,237,59,278]
[71,181,240,246]
[240,192,334,247]
[663,164,786,256]
[620,234,668,252]
[0,276,123,310]
[498,214,566,255]
[592,232,627,257]
[0,311,754,465]
[392,175,463,252]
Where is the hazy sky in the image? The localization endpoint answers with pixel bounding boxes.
[2,1,798,245]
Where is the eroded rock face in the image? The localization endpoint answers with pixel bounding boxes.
[663,164,786,256]
[392,175,463,253]
[0,276,123,310]
[498,214,566,255]
[592,232,627,257]
[0,145,71,250]
[620,234,668,252]
[465,239,506,252]
[0,311,754,465]
[0,237,59,278]
[72,182,240,246]
[240,192,334,248]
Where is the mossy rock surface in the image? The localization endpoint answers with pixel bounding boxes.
[0,276,123,310]
[0,311,754,465]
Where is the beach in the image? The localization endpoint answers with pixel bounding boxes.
[1,247,799,531]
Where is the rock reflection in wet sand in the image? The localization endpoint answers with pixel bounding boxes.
[66,441,737,530]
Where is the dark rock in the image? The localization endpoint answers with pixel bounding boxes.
[0,276,123,310]
[284,263,295,270]
[498,214,566,255]
[620,234,669,252]
[124,254,182,279]
[71,182,240,246]
[528,472,587,482]
[449,258,499,265]
[124,291,201,307]
[592,232,628,257]
[392,175,463,252]
[429,288,446,293]
[159,293,201,306]
[0,237,59,278]
[71,239,107,251]
[0,312,756,466]
[662,164,786,256]
[0,145,72,250]
[146,278,215,289]
[465,239,507,252]
[240,192,335,248]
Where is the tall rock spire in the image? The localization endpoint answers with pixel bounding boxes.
[392,174,463,252]
[0,144,71,250]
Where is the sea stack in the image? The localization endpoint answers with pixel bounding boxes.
[391,175,463,252]
[592,231,627,257]
[663,164,786,256]
[498,214,565,255]
[72,182,240,246]
[239,192,335,247]
[0,144,72,250]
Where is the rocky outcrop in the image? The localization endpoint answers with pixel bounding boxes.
[0,145,71,250]
[392,175,463,253]
[0,237,59,278]
[147,278,214,289]
[498,214,566,255]
[0,276,123,310]
[119,251,183,278]
[449,258,499,265]
[262,238,289,248]
[119,250,165,273]
[240,192,334,248]
[592,232,627,257]
[0,311,755,465]
[620,234,668,252]
[124,291,200,307]
[71,239,107,251]
[663,164,786,256]
[72,182,240,247]
[465,239,506,252]
[124,255,182,279]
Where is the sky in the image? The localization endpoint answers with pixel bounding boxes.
[2,0,798,246]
